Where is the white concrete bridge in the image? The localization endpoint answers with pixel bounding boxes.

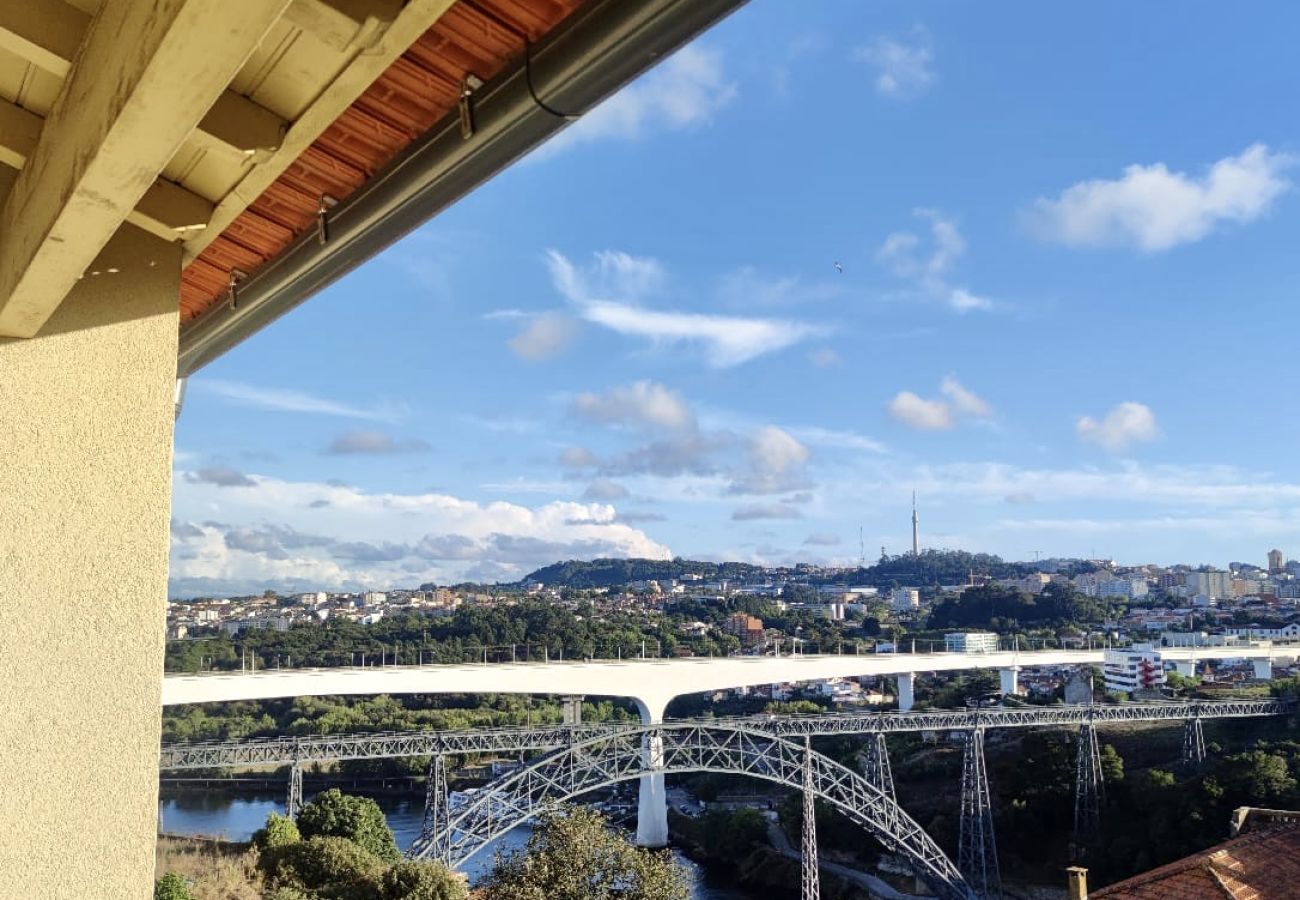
[162,645,1293,847]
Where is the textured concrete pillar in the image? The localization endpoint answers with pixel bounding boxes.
[999,666,1021,696]
[897,673,916,712]
[1253,659,1273,680]
[1173,661,1196,678]
[634,698,668,847]
[0,228,179,899]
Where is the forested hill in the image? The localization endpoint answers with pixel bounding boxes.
[520,558,768,588]
[521,550,1033,589]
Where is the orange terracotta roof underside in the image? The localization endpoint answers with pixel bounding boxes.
[1090,825,1300,899]
[179,0,584,322]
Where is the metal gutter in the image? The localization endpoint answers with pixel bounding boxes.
[177,0,750,375]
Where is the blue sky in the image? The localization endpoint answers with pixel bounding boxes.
[170,1,1300,595]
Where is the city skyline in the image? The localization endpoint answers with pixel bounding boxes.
[171,2,1300,595]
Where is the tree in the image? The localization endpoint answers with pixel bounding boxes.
[296,789,401,862]
[479,806,688,900]
[253,812,302,851]
[272,835,386,899]
[378,861,468,900]
[154,874,194,900]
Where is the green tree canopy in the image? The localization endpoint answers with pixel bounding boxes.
[378,861,468,900]
[296,789,401,862]
[480,806,688,900]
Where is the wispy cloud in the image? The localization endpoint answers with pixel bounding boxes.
[572,381,696,432]
[1027,144,1295,252]
[326,430,430,455]
[507,312,581,361]
[733,503,803,521]
[539,44,737,156]
[789,425,889,455]
[197,379,404,423]
[1077,402,1159,452]
[548,250,826,366]
[853,27,935,99]
[876,209,995,313]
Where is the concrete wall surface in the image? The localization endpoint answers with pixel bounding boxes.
[0,228,179,899]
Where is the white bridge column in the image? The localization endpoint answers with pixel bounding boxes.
[999,667,1021,696]
[1173,661,1197,679]
[634,698,669,847]
[1253,659,1273,680]
[897,673,916,712]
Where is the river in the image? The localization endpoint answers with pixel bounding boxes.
[159,791,755,899]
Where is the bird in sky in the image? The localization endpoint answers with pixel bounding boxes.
[833,261,843,274]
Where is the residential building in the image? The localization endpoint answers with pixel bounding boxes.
[892,587,920,613]
[1225,623,1300,642]
[1185,570,1231,600]
[945,632,999,653]
[1269,548,1285,574]
[723,613,765,647]
[1092,578,1149,600]
[1103,644,1166,694]
[359,591,387,607]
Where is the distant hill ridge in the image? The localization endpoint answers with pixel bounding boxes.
[521,550,1031,589]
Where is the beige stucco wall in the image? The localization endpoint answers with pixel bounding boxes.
[0,227,179,898]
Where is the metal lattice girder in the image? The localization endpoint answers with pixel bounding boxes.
[407,723,976,900]
[1183,716,1207,768]
[1073,723,1103,844]
[420,754,451,865]
[959,729,1001,900]
[286,761,304,821]
[802,737,820,900]
[861,731,896,806]
[159,700,1295,771]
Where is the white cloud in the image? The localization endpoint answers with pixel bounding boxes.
[572,381,695,431]
[803,532,841,546]
[888,377,993,431]
[853,29,935,99]
[940,375,993,418]
[197,379,404,423]
[1028,144,1295,252]
[728,426,812,494]
[547,250,826,366]
[887,391,953,431]
[582,479,630,501]
[809,348,842,368]
[1077,402,1159,452]
[876,209,995,313]
[540,44,737,155]
[327,430,430,455]
[169,471,671,595]
[507,312,580,361]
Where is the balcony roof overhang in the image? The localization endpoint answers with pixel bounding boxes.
[0,0,748,369]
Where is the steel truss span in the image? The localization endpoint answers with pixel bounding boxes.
[158,700,1294,771]
[407,724,976,900]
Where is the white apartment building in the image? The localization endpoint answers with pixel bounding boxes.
[1185,571,1231,600]
[1103,644,1166,694]
[359,591,387,607]
[1225,623,1300,642]
[945,632,1000,653]
[892,587,920,613]
[1093,578,1149,600]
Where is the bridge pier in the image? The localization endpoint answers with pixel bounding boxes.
[998,667,1021,697]
[1073,723,1103,849]
[634,698,669,848]
[1182,717,1206,769]
[421,755,450,864]
[862,731,896,804]
[287,761,304,821]
[562,695,584,725]
[1253,659,1273,680]
[897,673,916,712]
[959,728,1000,899]
[1173,660,1196,679]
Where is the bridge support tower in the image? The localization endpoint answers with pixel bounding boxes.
[862,731,896,804]
[801,737,820,900]
[1173,660,1196,679]
[1254,659,1273,680]
[897,673,916,712]
[287,760,304,821]
[1182,716,1206,769]
[562,695,584,725]
[634,699,669,847]
[422,754,450,864]
[959,728,1001,899]
[1073,722,1103,850]
[999,667,1021,697]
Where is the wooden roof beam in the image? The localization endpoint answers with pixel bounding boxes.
[0,0,293,338]
[0,97,215,242]
[0,0,289,160]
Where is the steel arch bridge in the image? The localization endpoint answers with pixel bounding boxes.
[407,723,976,900]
